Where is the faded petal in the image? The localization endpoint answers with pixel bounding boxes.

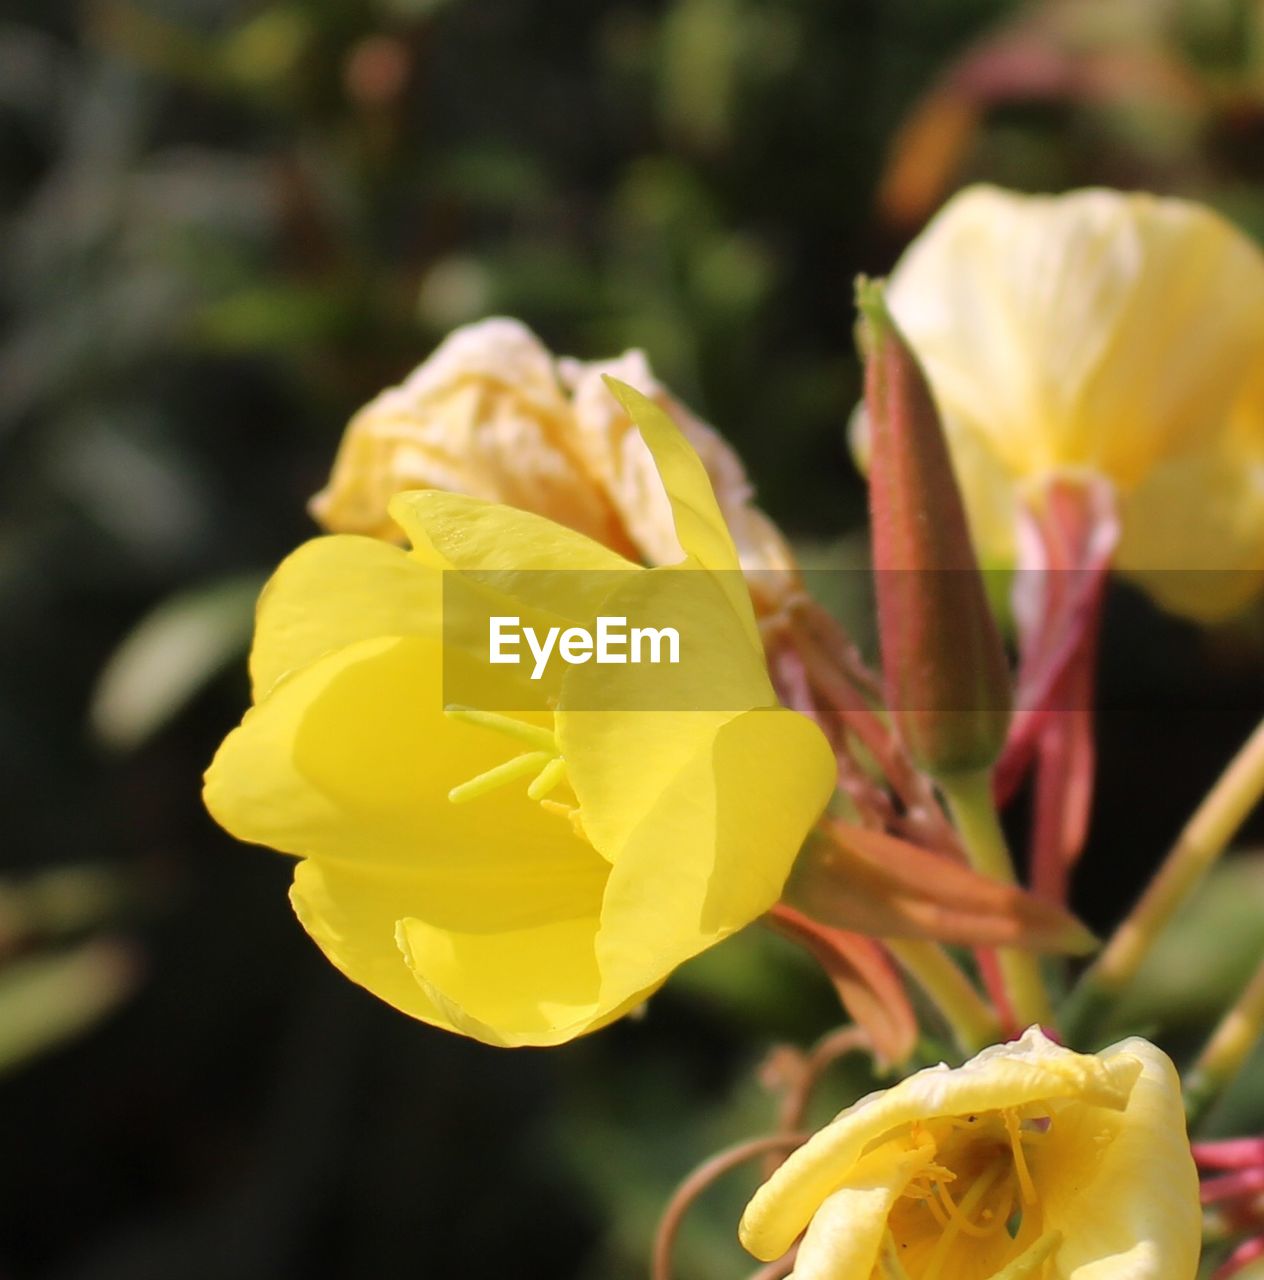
[561,348,793,580]
[311,317,629,550]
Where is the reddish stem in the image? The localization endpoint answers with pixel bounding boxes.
[651,1134,807,1280]
[1196,1139,1264,1171]
[1212,1234,1264,1280]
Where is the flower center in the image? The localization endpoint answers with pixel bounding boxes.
[443,706,580,827]
[886,1108,1054,1280]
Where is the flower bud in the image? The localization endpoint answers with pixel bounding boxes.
[857,277,1012,776]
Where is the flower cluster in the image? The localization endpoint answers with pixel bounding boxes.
[204,184,1264,1280]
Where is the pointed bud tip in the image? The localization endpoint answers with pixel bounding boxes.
[854,275,893,358]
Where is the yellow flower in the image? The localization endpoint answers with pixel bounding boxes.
[205,380,835,1047]
[740,1026,1200,1280]
[885,185,1264,619]
[311,317,796,594]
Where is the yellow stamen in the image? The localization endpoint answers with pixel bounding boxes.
[1004,1109,1039,1206]
[936,1171,1013,1239]
[922,1159,1006,1280]
[444,705,557,752]
[925,1186,950,1227]
[443,706,577,817]
[539,800,586,840]
[934,1179,1006,1238]
[527,755,568,800]
[448,751,553,804]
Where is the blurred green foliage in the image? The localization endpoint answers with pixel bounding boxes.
[2,0,1264,1276]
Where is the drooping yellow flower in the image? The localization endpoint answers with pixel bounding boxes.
[740,1026,1200,1280]
[310,317,797,594]
[884,185,1264,620]
[205,380,835,1047]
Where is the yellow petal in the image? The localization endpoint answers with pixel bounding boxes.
[396,911,625,1048]
[563,349,795,584]
[600,377,744,573]
[289,858,447,1026]
[248,534,441,701]
[1041,1037,1200,1280]
[603,377,766,653]
[790,1141,935,1280]
[388,488,635,576]
[571,706,835,1005]
[207,634,589,875]
[888,186,1264,490]
[1117,360,1264,620]
[298,856,613,1048]
[554,563,774,720]
[1117,446,1264,621]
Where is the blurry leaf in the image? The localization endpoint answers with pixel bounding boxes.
[88,0,218,86]
[0,24,64,118]
[1107,852,1264,1031]
[660,0,742,152]
[669,923,837,1039]
[375,0,461,16]
[0,939,139,1075]
[197,286,352,352]
[0,866,126,958]
[689,233,773,316]
[90,574,262,751]
[220,7,311,90]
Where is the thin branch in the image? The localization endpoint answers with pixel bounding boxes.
[651,1134,807,1280]
[745,1243,800,1279]
[777,1025,873,1135]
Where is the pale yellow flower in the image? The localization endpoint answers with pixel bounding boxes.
[740,1026,1200,1280]
[311,318,796,596]
[885,185,1264,620]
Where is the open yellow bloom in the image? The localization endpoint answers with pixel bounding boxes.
[741,1027,1199,1280]
[885,185,1264,620]
[311,317,796,591]
[205,380,834,1047]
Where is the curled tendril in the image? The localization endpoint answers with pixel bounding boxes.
[651,1025,875,1280]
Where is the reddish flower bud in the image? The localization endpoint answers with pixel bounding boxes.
[856,277,1011,776]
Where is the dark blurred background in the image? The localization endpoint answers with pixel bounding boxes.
[3,1,1264,1276]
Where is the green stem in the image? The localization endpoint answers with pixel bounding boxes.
[939,769,1055,1031]
[1184,952,1264,1130]
[887,938,1000,1054]
[1064,715,1264,1043]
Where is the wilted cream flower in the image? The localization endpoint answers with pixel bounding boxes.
[884,185,1264,621]
[741,1026,1200,1280]
[311,318,796,595]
